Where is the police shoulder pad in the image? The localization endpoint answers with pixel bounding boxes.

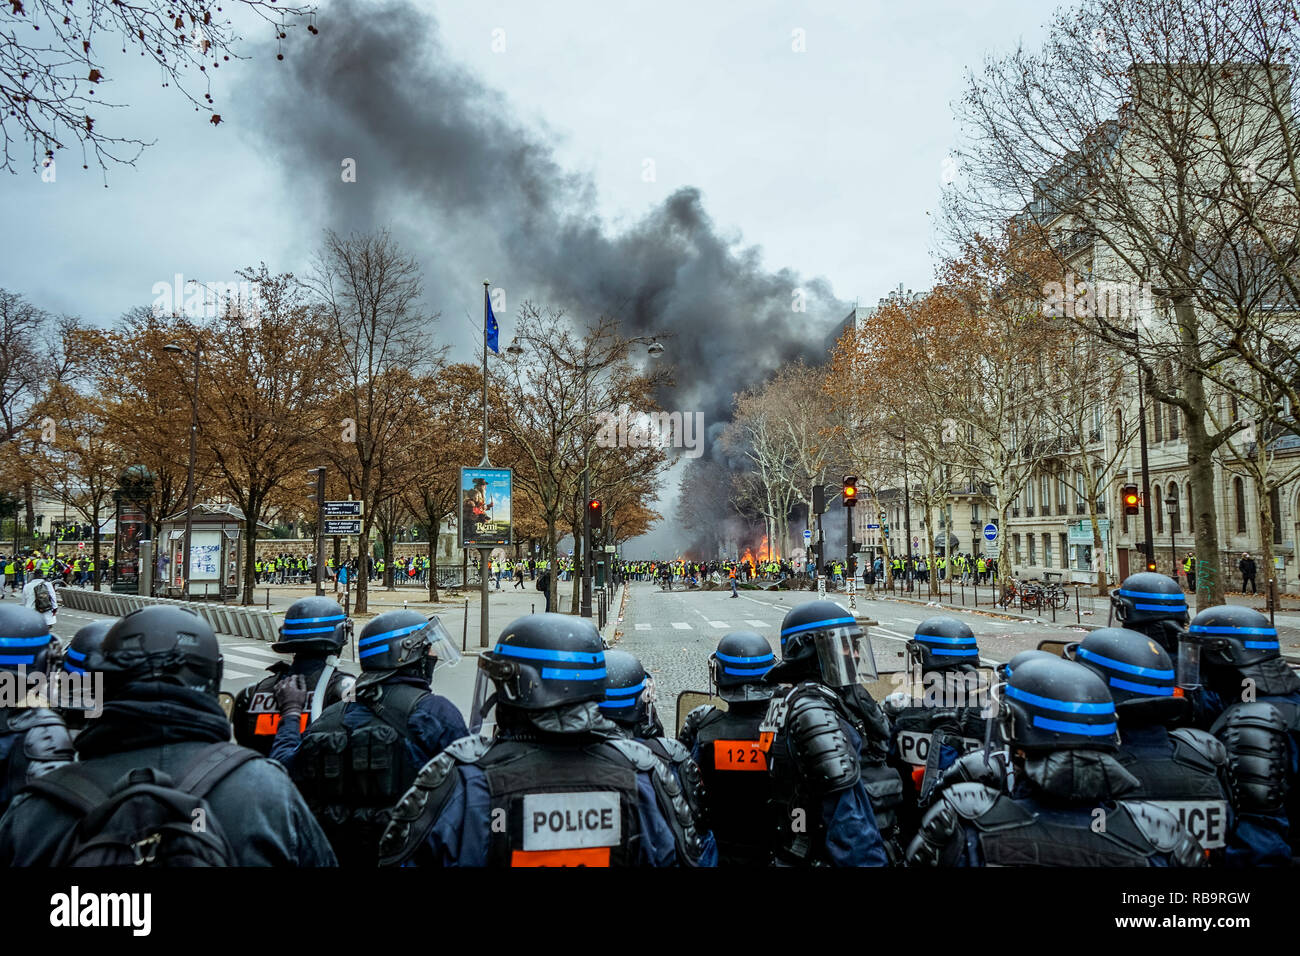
[1168,727,1227,768]
[655,736,691,765]
[604,737,661,774]
[939,782,1003,823]
[1121,801,1196,855]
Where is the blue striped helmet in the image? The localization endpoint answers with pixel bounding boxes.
[1000,656,1119,751]
[1187,605,1281,668]
[356,609,436,676]
[274,596,350,654]
[0,604,53,673]
[1110,572,1189,627]
[911,616,979,669]
[61,619,113,677]
[767,599,870,686]
[482,613,607,710]
[996,649,1057,682]
[599,650,650,726]
[710,630,776,702]
[1069,628,1176,706]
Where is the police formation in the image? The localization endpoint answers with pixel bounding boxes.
[0,572,1296,867]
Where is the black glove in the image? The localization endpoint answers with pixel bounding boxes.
[274,675,309,721]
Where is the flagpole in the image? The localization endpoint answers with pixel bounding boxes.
[480,280,491,649]
[481,280,490,469]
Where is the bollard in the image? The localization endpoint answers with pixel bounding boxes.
[1269,578,1277,626]
[1075,585,1081,624]
[1051,594,1056,623]
[462,599,469,653]
[265,588,270,610]
[532,603,535,615]
[974,580,978,607]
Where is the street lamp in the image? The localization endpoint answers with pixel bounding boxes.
[1165,494,1179,583]
[163,339,202,600]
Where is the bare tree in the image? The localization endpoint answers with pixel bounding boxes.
[312,229,441,614]
[1,0,317,172]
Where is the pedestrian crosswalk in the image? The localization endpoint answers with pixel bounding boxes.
[219,641,280,684]
[645,620,777,632]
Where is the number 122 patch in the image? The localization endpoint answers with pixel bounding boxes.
[714,739,768,771]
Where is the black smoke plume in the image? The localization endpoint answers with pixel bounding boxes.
[239,0,844,432]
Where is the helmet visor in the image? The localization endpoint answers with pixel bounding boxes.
[425,616,461,667]
[814,627,877,687]
[1176,639,1201,689]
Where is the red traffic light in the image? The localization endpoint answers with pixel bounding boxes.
[1121,484,1140,515]
[588,499,602,530]
[843,474,858,507]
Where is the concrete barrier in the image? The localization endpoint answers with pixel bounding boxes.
[53,587,279,639]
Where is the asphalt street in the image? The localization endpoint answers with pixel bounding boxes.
[611,581,1102,734]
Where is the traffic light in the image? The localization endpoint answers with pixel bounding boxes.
[843,475,858,507]
[1121,484,1140,515]
[813,485,826,515]
[588,499,602,531]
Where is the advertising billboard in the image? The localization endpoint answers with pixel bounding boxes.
[460,467,512,547]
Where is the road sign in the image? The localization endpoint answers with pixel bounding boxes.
[866,523,880,529]
[803,529,812,542]
[324,501,362,517]
[604,545,616,553]
[77,542,84,550]
[324,518,362,535]
[912,536,919,548]
[983,523,998,542]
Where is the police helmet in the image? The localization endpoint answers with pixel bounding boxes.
[910,616,979,670]
[273,596,350,655]
[709,630,776,703]
[0,604,54,673]
[599,650,654,727]
[767,600,876,688]
[1110,572,1189,628]
[995,648,1057,682]
[471,614,606,730]
[995,655,1118,752]
[1067,627,1181,718]
[99,606,223,695]
[355,609,459,690]
[61,619,113,677]
[1185,605,1280,671]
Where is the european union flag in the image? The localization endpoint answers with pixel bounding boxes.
[485,286,499,354]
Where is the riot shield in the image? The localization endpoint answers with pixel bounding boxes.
[676,690,725,731]
[217,691,236,720]
[1036,639,1073,658]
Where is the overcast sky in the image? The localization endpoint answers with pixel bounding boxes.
[0,0,1053,554]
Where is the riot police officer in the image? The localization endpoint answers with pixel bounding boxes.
[54,618,113,735]
[0,605,335,866]
[232,596,355,756]
[883,617,989,837]
[1067,627,1232,859]
[378,612,702,867]
[1180,604,1300,865]
[759,600,894,865]
[599,649,717,864]
[907,655,1204,867]
[1109,571,1190,653]
[0,604,71,816]
[271,609,466,866]
[678,630,782,865]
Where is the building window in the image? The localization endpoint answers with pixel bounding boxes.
[1057,473,1069,516]
[1026,481,1035,517]
[1153,402,1163,442]
[1235,477,1246,533]
[1186,481,1193,533]
[1029,535,1037,565]
[1270,487,1282,544]
[1041,474,1051,514]
[1043,533,1052,567]
[1013,533,1021,564]
[1168,482,1180,534]
[1059,533,1069,569]
[1169,406,1180,441]
[1155,492,1164,534]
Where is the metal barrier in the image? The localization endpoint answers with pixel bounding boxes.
[54,586,281,641]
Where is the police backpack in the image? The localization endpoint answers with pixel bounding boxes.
[23,742,256,866]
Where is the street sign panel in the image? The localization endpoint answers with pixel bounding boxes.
[803,529,812,541]
[983,523,998,542]
[324,518,362,535]
[324,501,362,517]
[604,545,615,553]
[866,523,880,529]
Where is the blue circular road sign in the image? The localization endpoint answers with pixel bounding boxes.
[983,523,998,542]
